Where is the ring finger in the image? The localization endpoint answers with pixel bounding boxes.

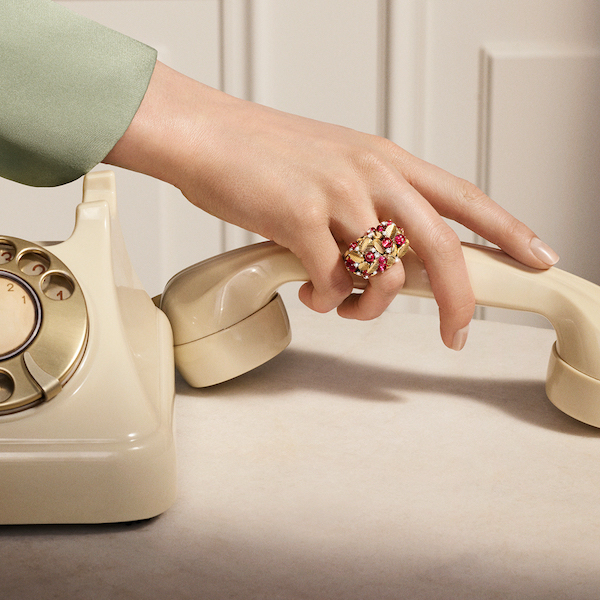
[337,219,409,320]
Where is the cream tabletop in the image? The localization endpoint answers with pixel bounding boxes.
[1,307,599,600]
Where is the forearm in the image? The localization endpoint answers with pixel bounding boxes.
[103,62,214,190]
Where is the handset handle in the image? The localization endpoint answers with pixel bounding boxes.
[161,241,600,426]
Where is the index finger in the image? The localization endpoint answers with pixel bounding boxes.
[391,149,559,268]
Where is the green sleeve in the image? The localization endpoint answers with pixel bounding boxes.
[0,0,157,187]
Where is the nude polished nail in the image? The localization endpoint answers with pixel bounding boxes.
[451,324,470,351]
[530,237,559,266]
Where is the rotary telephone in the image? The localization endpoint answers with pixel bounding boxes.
[2,171,600,524]
[0,170,309,525]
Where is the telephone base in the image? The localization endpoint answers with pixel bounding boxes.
[0,296,177,525]
[0,172,177,524]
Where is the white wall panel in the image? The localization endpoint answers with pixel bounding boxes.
[417,0,600,182]
[251,0,381,133]
[399,0,600,324]
[3,0,599,325]
[480,48,600,326]
[481,48,600,282]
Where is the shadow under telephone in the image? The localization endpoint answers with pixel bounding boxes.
[1,170,600,524]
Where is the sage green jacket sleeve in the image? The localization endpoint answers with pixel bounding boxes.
[0,0,157,187]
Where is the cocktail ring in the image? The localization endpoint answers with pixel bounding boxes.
[343,220,410,279]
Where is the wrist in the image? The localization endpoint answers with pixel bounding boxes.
[102,61,219,191]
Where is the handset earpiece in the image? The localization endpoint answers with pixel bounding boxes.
[161,240,600,428]
[159,242,307,387]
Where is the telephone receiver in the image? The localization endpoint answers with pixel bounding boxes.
[160,218,600,433]
[1,171,599,524]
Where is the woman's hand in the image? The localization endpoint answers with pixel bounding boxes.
[104,61,559,350]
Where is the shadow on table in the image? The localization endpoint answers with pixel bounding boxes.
[180,347,600,437]
[2,356,599,598]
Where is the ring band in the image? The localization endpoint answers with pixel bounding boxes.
[343,220,410,279]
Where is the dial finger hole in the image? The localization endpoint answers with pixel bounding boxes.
[0,241,16,265]
[19,251,50,276]
[41,273,74,301]
[0,372,14,403]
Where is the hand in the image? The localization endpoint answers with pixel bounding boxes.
[104,61,559,350]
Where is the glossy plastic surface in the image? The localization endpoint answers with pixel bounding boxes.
[174,293,291,388]
[162,240,600,427]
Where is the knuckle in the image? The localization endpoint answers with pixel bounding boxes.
[457,178,488,207]
[427,223,462,262]
[285,200,326,240]
[459,292,477,316]
[356,269,405,320]
[304,274,353,314]
[379,265,405,294]
[354,296,387,321]
[353,145,395,181]
[499,217,524,240]
[440,293,476,324]
[495,211,531,241]
[330,271,354,299]
[328,175,364,203]
[315,267,354,311]
[369,135,402,159]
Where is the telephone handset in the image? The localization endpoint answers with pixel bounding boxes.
[158,220,600,432]
[2,171,600,523]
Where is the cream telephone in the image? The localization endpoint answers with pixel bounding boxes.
[2,170,600,524]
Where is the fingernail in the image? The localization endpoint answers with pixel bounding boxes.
[530,237,559,266]
[451,325,470,351]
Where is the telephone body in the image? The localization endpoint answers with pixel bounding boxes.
[3,171,600,524]
[0,172,176,524]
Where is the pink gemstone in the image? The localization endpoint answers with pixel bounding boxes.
[378,264,386,272]
[395,234,405,246]
[349,242,358,250]
[364,251,375,263]
[382,237,392,248]
[378,256,387,265]
[377,224,385,232]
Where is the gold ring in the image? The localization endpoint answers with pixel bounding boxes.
[343,220,410,279]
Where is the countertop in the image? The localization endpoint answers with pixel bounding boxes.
[2,307,600,600]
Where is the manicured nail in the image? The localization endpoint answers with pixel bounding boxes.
[451,324,470,351]
[530,237,559,266]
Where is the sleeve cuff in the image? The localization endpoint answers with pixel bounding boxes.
[0,0,158,187]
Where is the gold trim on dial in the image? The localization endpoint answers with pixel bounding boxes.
[0,237,88,414]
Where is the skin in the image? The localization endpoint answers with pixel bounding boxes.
[104,61,559,351]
